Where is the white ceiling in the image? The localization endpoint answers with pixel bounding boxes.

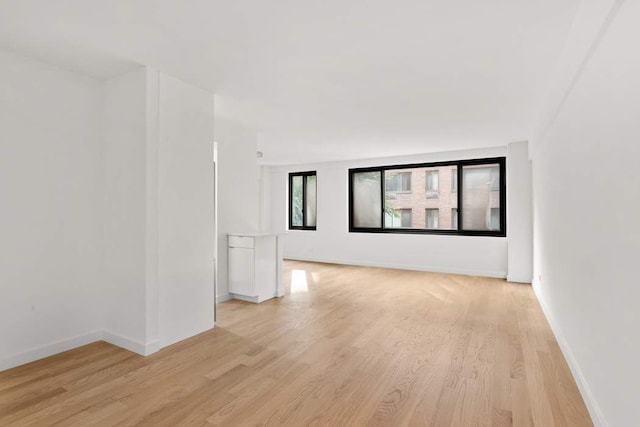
[0,0,580,164]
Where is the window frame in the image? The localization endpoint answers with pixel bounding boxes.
[425,169,439,199]
[425,208,439,230]
[425,170,439,192]
[348,157,506,237]
[289,171,317,231]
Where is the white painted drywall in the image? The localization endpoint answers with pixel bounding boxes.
[0,56,218,369]
[101,67,149,347]
[101,68,216,351]
[214,118,260,299]
[157,73,215,348]
[531,1,640,425]
[102,68,217,350]
[0,49,104,369]
[259,166,272,232]
[144,68,161,349]
[506,141,533,283]
[269,147,509,278]
[533,0,620,144]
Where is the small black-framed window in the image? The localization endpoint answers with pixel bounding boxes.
[385,171,411,192]
[289,171,317,230]
[426,170,439,191]
[425,208,439,229]
[425,169,439,199]
[348,157,506,237]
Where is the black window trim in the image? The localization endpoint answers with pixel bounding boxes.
[348,157,506,237]
[289,170,317,231]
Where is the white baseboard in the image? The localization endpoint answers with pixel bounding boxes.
[0,330,103,372]
[285,256,507,279]
[216,293,231,303]
[228,292,280,304]
[532,280,607,427]
[102,331,159,356]
[507,274,533,284]
[228,293,260,303]
[0,329,159,372]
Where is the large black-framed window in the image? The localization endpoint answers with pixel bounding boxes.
[349,157,506,237]
[289,171,317,230]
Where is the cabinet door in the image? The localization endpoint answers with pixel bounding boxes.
[228,247,256,296]
[254,236,277,299]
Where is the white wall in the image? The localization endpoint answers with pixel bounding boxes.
[270,147,513,278]
[102,68,217,350]
[0,54,218,369]
[214,118,260,298]
[532,1,640,425]
[259,166,272,232]
[0,49,104,369]
[102,67,149,348]
[506,141,533,283]
[144,68,161,350]
[533,0,620,143]
[157,73,215,348]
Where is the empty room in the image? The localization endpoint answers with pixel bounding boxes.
[0,1,638,426]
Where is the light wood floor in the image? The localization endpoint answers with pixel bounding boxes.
[0,261,592,426]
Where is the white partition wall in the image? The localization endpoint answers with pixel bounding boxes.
[0,59,217,370]
[102,67,150,352]
[103,68,216,352]
[157,73,215,348]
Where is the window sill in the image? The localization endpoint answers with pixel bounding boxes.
[348,227,506,237]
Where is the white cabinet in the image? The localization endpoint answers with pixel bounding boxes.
[227,233,284,303]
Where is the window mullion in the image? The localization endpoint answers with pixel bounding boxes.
[457,164,463,231]
[380,169,385,230]
[289,174,293,229]
[301,174,307,227]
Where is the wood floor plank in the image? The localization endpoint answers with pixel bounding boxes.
[0,261,592,426]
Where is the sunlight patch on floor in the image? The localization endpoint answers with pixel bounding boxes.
[291,269,309,293]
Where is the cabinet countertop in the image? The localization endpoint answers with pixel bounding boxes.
[227,232,287,238]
